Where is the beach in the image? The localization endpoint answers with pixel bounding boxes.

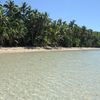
[0,47,100,53]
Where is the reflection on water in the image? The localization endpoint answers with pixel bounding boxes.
[0,51,100,100]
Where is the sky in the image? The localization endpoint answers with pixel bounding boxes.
[0,0,100,31]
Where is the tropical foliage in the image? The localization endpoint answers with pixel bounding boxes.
[0,0,100,47]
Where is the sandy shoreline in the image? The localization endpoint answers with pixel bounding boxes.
[0,47,100,53]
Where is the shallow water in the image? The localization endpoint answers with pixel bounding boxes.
[0,51,100,100]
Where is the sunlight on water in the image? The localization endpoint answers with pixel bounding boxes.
[0,51,100,100]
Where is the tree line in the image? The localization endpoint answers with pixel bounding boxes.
[0,0,100,47]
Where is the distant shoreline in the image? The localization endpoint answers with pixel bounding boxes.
[0,47,100,53]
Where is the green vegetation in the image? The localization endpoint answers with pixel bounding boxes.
[0,0,100,47]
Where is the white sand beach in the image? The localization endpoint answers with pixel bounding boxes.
[0,47,100,53]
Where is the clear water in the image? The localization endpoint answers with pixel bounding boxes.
[0,51,100,100]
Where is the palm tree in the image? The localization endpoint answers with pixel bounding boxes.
[20,2,32,20]
[4,0,18,17]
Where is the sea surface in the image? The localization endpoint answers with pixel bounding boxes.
[0,50,100,100]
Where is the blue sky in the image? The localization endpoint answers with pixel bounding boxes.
[1,0,100,31]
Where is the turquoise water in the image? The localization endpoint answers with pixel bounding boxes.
[0,51,100,100]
